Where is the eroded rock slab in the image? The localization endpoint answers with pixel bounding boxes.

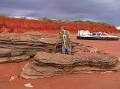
[0,32,60,63]
[21,52,119,79]
[34,52,118,68]
[0,55,30,63]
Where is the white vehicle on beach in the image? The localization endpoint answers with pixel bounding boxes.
[77,30,119,40]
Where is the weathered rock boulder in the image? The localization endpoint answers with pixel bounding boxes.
[0,32,60,63]
[21,52,119,79]
[79,44,98,53]
[0,55,30,63]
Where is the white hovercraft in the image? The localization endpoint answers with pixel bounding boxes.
[77,30,119,40]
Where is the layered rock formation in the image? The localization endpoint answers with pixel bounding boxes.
[21,52,119,79]
[0,32,60,63]
[0,17,119,33]
[0,31,109,64]
[0,31,108,63]
[77,44,98,53]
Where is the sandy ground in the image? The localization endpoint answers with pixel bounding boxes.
[0,33,120,89]
[0,62,120,89]
[71,35,120,57]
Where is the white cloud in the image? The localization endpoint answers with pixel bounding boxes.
[116,26,120,30]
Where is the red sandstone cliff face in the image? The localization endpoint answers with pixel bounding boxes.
[0,17,118,33]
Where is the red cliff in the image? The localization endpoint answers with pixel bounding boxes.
[0,17,118,33]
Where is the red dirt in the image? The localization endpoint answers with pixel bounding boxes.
[0,33,120,89]
[0,17,120,89]
[1,62,120,89]
[0,16,119,33]
[71,34,120,57]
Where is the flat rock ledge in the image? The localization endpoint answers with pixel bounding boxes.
[21,52,120,79]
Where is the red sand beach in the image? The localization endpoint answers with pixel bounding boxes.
[0,33,120,89]
[1,62,120,89]
[0,17,120,89]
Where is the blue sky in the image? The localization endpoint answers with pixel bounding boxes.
[0,0,120,26]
